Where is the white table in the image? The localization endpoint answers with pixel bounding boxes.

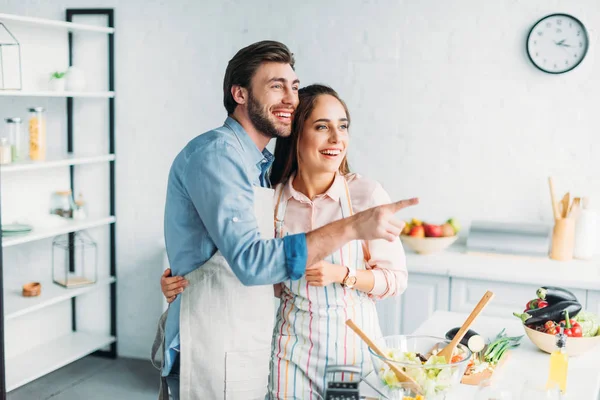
[361,311,600,400]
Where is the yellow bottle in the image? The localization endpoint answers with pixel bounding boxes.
[546,322,568,393]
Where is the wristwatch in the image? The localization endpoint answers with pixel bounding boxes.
[342,266,357,289]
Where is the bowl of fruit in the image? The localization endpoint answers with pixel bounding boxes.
[400,218,460,255]
[513,286,600,356]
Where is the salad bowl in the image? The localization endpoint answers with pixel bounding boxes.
[368,335,471,399]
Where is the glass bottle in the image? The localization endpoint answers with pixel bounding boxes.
[5,117,24,162]
[546,322,568,393]
[28,107,46,161]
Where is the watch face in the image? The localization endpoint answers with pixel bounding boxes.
[526,14,589,74]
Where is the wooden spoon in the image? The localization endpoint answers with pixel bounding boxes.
[346,319,423,395]
[569,197,581,219]
[560,192,571,218]
[548,177,561,221]
[437,291,495,363]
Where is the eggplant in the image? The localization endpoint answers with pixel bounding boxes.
[513,300,582,325]
[536,286,578,304]
[445,327,480,347]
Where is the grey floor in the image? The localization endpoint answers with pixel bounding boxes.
[8,356,159,400]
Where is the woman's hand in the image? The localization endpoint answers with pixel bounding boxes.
[305,261,347,287]
[161,268,188,303]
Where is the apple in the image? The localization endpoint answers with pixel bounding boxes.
[423,223,443,238]
[409,225,425,238]
[411,218,423,227]
[441,223,455,237]
[447,218,461,234]
[401,222,412,235]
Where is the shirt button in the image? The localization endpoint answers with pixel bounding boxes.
[232,217,239,222]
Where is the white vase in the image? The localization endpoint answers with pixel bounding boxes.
[66,67,87,92]
[49,78,66,92]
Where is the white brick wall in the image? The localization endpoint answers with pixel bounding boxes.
[1,0,598,358]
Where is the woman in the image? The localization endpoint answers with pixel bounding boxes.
[161,84,408,399]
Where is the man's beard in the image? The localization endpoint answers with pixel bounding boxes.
[247,91,291,139]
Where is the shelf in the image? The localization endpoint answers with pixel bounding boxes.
[0,90,115,98]
[4,277,115,321]
[2,216,116,248]
[1,154,115,173]
[0,13,114,34]
[5,332,116,392]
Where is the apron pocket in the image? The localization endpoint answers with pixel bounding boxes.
[225,348,270,400]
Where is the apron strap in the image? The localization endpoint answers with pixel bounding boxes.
[273,183,287,238]
[151,310,170,400]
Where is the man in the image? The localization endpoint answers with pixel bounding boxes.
[154,40,417,400]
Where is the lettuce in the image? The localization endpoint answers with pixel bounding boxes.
[574,311,600,337]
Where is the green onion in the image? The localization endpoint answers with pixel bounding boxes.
[483,328,523,365]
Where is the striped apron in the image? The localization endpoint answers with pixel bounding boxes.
[268,178,382,400]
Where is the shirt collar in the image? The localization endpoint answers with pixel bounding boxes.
[282,172,345,203]
[223,116,272,168]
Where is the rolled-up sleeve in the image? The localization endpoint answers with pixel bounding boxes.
[183,141,306,285]
[364,184,408,299]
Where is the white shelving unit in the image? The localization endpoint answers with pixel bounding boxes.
[0,154,115,173]
[0,91,115,98]
[5,277,115,321]
[0,12,114,33]
[5,332,116,392]
[0,9,116,397]
[2,216,115,248]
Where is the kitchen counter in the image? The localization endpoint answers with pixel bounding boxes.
[361,310,600,400]
[405,243,600,291]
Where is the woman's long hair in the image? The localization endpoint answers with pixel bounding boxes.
[270,84,351,187]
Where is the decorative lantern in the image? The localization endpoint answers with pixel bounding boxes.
[0,22,22,90]
[52,231,98,288]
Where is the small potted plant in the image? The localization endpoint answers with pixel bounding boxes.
[49,70,68,91]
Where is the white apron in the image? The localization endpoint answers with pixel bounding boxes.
[154,186,276,400]
[268,178,382,400]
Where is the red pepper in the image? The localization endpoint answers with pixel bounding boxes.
[525,299,539,310]
[537,300,549,309]
[559,310,578,337]
[571,323,583,337]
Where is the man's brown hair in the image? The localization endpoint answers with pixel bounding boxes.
[223,40,295,115]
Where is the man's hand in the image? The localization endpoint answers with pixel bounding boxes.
[351,197,419,242]
[161,268,188,303]
[305,261,347,287]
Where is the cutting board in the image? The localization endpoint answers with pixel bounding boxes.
[461,351,511,386]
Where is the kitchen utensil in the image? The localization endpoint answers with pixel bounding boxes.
[323,365,361,400]
[345,319,423,395]
[568,197,581,219]
[560,192,570,218]
[548,177,561,221]
[550,218,575,261]
[437,291,495,363]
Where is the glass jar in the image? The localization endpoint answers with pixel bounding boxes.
[50,190,74,218]
[28,107,46,161]
[0,137,12,165]
[73,192,87,220]
[5,117,24,162]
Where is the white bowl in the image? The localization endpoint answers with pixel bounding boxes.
[400,235,458,255]
[523,324,600,356]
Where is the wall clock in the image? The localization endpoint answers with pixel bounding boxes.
[526,13,589,74]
